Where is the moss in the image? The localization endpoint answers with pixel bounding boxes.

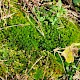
[0,46,64,79]
[0,0,80,79]
[0,0,80,51]
[3,16,79,51]
[58,18,80,47]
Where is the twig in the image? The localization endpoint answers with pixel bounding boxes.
[40,2,54,6]
[53,47,65,55]
[0,76,5,80]
[67,10,78,18]
[0,24,30,30]
[0,13,15,20]
[0,60,7,62]
[28,56,43,73]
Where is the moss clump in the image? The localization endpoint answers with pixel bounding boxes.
[0,45,64,79]
[4,14,80,51]
[0,1,80,51]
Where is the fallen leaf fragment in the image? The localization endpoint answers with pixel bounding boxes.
[61,46,74,63]
[61,46,78,63]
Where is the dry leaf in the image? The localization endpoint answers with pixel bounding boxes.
[61,46,78,63]
[61,46,74,63]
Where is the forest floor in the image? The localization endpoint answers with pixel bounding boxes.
[0,0,80,80]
